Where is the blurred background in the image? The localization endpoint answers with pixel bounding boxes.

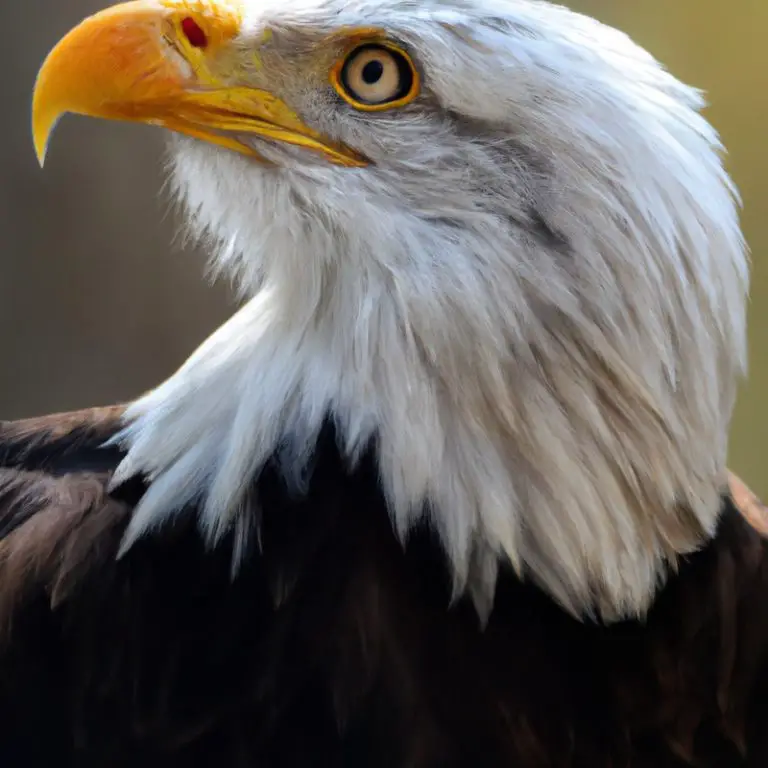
[1,0,765,496]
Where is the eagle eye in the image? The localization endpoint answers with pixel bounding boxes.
[331,42,419,111]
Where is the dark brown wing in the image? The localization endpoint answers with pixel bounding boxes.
[1,408,768,768]
[0,407,132,613]
[0,408,447,768]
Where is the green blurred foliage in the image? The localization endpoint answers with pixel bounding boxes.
[574,0,768,496]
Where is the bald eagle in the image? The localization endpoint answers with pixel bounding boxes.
[1,0,766,765]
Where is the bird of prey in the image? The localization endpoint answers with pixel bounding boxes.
[0,0,765,765]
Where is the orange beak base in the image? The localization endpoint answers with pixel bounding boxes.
[32,0,367,167]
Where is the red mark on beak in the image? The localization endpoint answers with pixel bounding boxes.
[181,17,207,48]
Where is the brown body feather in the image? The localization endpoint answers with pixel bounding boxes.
[0,407,767,767]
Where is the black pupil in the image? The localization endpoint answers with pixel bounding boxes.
[362,59,384,84]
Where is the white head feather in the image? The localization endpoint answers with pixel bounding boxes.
[112,0,748,622]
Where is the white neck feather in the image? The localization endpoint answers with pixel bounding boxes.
[112,5,748,622]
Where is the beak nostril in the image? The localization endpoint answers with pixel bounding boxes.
[181,17,207,48]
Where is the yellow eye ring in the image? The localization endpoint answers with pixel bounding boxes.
[329,41,420,112]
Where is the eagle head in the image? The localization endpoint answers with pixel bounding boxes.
[33,0,748,622]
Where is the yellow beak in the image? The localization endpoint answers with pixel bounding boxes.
[32,0,366,167]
